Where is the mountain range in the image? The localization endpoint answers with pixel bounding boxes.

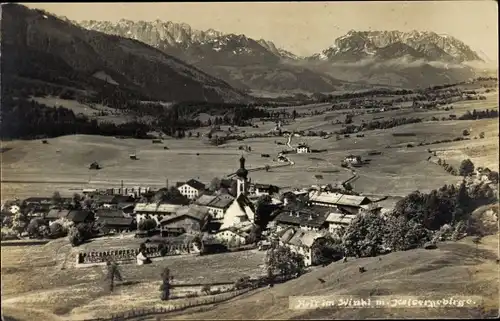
[78,19,486,91]
[1,3,489,106]
[1,4,250,103]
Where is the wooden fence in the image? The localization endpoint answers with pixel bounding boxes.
[82,287,254,321]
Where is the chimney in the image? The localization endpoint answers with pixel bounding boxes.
[289,211,293,216]
[308,214,313,221]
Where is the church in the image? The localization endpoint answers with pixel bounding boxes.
[219,156,257,230]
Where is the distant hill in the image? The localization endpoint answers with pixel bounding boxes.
[1,4,250,104]
[77,19,347,93]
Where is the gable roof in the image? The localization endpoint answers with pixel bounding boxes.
[326,212,355,225]
[134,203,182,213]
[195,195,217,206]
[97,216,134,227]
[185,179,206,191]
[23,197,52,204]
[66,210,93,223]
[195,194,234,209]
[46,209,71,219]
[309,192,372,207]
[159,205,209,225]
[234,193,255,216]
[280,228,324,248]
[275,207,329,228]
[95,209,126,218]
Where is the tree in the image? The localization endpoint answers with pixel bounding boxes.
[68,226,84,246]
[209,177,222,192]
[342,212,386,257]
[385,216,429,251]
[479,132,485,139]
[201,284,211,295]
[105,262,123,292]
[160,267,173,300]
[138,218,157,231]
[462,129,470,136]
[51,191,63,207]
[26,218,47,239]
[255,195,273,229]
[71,193,82,209]
[265,165,271,172]
[459,159,475,177]
[11,212,28,236]
[265,245,305,280]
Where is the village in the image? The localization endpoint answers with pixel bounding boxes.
[1,146,380,269]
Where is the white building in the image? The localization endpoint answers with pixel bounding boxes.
[176,179,206,200]
[194,194,234,220]
[296,144,311,154]
[278,227,325,266]
[214,228,248,246]
[325,212,355,233]
[133,203,183,226]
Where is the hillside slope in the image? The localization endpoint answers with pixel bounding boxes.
[164,235,498,320]
[1,4,249,103]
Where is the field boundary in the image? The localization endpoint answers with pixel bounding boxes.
[82,287,254,321]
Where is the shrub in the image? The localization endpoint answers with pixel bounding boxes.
[1,227,18,240]
[479,132,485,139]
[68,226,84,246]
[459,159,475,177]
[342,212,386,257]
[201,284,211,295]
[138,219,157,231]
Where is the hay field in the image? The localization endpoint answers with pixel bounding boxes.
[1,237,266,320]
[160,234,500,320]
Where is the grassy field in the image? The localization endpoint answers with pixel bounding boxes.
[0,237,267,320]
[158,234,500,320]
[2,91,498,199]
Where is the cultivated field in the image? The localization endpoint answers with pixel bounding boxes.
[0,237,267,320]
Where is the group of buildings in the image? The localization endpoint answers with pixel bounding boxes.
[4,156,384,267]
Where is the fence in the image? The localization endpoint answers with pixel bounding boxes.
[82,287,253,321]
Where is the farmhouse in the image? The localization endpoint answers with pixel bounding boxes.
[46,209,94,224]
[133,202,183,225]
[249,183,280,196]
[308,191,372,214]
[274,207,329,232]
[296,143,311,154]
[214,228,248,246]
[343,154,363,166]
[176,179,206,200]
[96,216,136,233]
[278,227,325,266]
[194,194,234,220]
[159,205,210,237]
[325,212,355,233]
[94,194,135,209]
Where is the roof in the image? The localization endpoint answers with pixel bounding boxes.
[253,183,280,190]
[159,206,209,225]
[297,144,310,148]
[23,197,52,204]
[134,203,182,213]
[66,210,93,223]
[185,179,206,191]
[280,228,324,248]
[233,194,255,216]
[274,207,329,228]
[97,217,134,227]
[46,209,71,219]
[196,194,234,209]
[95,195,115,203]
[309,192,372,207]
[95,209,126,218]
[326,212,355,225]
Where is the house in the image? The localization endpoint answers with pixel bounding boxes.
[214,228,248,246]
[96,216,135,233]
[343,154,363,166]
[278,227,326,266]
[308,191,372,214]
[194,194,234,220]
[133,203,183,225]
[176,179,206,200]
[274,207,330,232]
[159,205,210,237]
[249,183,280,196]
[94,195,135,209]
[325,212,355,233]
[296,143,311,154]
[45,209,71,222]
[66,210,94,224]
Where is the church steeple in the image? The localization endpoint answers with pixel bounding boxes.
[236,155,248,197]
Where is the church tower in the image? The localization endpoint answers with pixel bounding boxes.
[235,156,249,197]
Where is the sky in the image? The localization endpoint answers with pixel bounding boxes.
[23,1,498,61]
